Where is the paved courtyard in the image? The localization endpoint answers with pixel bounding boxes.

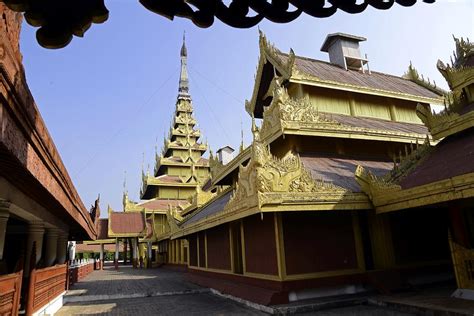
[57,267,472,315]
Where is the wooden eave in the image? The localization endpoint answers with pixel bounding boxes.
[370,172,474,214]
[83,239,116,245]
[172,191,371,239]
[263,118,432,146]
[211,146,251,187]
[0,56,96,240]
[428,110,474,141]
[144,177,197,188]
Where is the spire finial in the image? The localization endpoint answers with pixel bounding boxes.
[123,170,127,192]
[178,32,190,98]
[180,31,187,57]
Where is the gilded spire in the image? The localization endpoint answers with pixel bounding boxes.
[178,32,190,99]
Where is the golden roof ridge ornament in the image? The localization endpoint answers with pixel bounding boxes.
[225,117,347,212]
[403,61,446,95]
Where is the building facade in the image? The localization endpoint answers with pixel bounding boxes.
[168,32,469,305]
[0,4,99,315]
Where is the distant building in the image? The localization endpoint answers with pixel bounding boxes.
[85,35,211,269]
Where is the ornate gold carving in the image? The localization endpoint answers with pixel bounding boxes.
[449,230,474,290]
[246,30,295,115]
[176,100,193,112]
[166,206,182,234]
[209,149,224,179]
[260,78,341,138]
[226,120,347,211]
[355,165,401,200]
[403,62,446,96]
[355,136,431,199]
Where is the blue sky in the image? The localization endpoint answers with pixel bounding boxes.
[19,0,473,214]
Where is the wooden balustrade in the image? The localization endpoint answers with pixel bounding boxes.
[0,270,22,316]
[68,261,95,286]
[26,264,67,316]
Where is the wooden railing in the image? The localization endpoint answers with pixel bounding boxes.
[68,260,95,287]
[26,264,67,316]
[0,270,22,316]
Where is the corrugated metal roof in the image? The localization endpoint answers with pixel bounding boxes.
[181,190,233,227]
[278,53,441,100]
[301,153,393,192]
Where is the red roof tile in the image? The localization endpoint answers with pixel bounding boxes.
[109,212,145,235]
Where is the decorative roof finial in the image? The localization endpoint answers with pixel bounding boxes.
[180,31,187,57]
[178,31,190,99]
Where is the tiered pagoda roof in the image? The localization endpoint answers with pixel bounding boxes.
[355,36,474,213]
[139,35,210,206]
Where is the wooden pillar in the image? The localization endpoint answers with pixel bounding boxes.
[44,228,60,266]
[369,213,395,269]
[147,242,152,269]
[132,238,138,268]
[25,221,44,276]
[56,231,68,264]
[99,244,104,270]
[123,239,128,265]
[0,204,10,261]
[114,238,119,270]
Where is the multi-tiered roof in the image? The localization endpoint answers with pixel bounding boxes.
[140,36,210,204]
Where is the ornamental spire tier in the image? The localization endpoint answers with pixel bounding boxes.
[140,37,210,202]
[178,33,190,100]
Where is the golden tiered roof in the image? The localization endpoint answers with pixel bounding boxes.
[138,36,210,203]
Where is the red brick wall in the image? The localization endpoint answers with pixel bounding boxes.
[206,224,231,270]
[188,234,198,267]
[244,214,278,275]
[282,212,357,275]
[198,232,206,267]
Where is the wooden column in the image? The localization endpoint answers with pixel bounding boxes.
[114,238,119,270]
[123,239,128,265]
[44,228,60,266]
[25,221,44,276]
[132,238,138,268]
[99,244,104,270]
[56,231,68,264]
[147,242,152,268]
[0,203,10,261]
